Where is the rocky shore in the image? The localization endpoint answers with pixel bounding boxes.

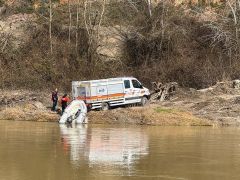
[1,81,240,126]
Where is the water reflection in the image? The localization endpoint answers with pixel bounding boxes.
[59,124,149,167]
[2,121,240,180]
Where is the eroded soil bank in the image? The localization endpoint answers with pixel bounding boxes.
[0,81,240,126]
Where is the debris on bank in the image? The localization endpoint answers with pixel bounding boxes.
[150,82,178,102]
[159,80,240,126]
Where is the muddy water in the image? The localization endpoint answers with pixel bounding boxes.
[0,121,240,180]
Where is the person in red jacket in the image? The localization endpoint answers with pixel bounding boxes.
[61,94,70,114]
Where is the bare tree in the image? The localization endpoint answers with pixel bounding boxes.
[146,0,152,17]
[83,0,106,72]
[49,0,53,54]
[204,0,240,69]
[127,0,152,16]
[127,0,139,13]
[68,0,72,45]
[227,0,239,47]
[76,0,80,52]
[97,0,106,40]
[84,0,90,37]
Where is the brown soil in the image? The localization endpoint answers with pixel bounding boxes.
[160,81,240,126]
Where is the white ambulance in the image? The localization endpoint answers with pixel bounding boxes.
[72,77,150,110]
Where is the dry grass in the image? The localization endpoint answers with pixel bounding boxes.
[0,103,59,122]
[1,104,210,126]
[88,105,213,126]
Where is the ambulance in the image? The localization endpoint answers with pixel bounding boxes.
[72,77,150,110]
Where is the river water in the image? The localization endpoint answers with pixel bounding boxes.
[0,121,240,180]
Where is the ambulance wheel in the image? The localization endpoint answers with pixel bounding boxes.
[140,96,149,106]
[101,102,110,111]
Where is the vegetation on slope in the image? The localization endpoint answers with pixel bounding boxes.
[0,0,240,90]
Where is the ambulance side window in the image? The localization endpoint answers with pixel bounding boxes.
[72,87,75,97]
[124,80,130,89]
[78,87,86,96]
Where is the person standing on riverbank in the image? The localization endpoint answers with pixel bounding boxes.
[51,88,58,111]
[61,94,70,114]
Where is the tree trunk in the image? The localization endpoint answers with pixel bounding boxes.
[68,0,72,45]
[49,0,53,54]
[147,0,152,17]
[76,0,80,53]
[97,0,106,40]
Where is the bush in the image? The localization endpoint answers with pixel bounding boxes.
[0,0,4,7]
[15,5,34,14]
[122,2,236,89]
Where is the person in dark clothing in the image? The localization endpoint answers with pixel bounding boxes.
[51,88,58,111]
[61,94,70,114]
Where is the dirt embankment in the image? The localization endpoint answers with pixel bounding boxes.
[1,81,240,126]
[0,90,58,122]
[160,81,240,126]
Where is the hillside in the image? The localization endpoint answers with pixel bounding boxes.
[0,0,239,90]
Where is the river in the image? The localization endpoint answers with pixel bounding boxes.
[0,120,240,180]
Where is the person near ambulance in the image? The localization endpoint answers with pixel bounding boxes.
[61,94,70,114]
[51,88,58,111]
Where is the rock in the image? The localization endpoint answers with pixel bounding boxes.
[0,6,6,16]
[96,26,126,61]
[0,13,36,49]
[233,79,240,89]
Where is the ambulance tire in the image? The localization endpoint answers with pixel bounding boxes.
[101,102,110,111]
[140,96,149,106]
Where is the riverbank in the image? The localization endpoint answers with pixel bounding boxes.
[0,102,211,126]
[0,81,240,126]
[88,105,212,126]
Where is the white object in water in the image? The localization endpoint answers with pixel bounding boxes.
[59,100,88,124]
